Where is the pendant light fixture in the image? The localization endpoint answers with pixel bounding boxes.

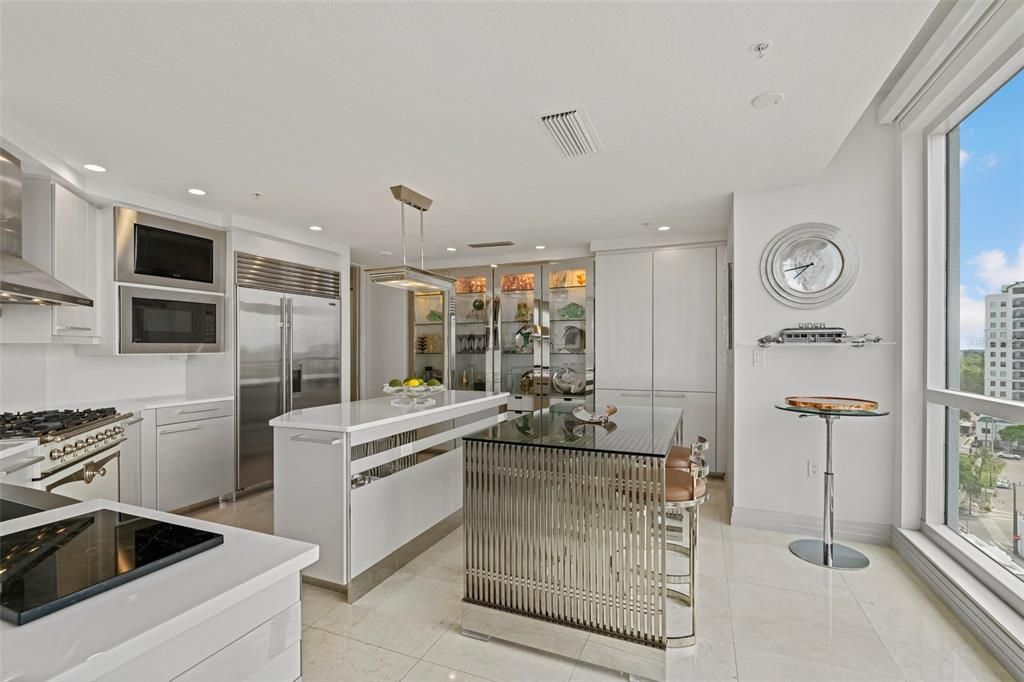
[366,185,455,293]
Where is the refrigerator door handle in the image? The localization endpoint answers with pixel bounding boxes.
[280,296,289,415]
[287,297,295,412]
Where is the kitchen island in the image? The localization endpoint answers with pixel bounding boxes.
[270,390,507,601]
[461,405,684,681]
[0,498,317,682]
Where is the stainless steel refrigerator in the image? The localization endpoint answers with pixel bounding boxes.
[235,253,341,492]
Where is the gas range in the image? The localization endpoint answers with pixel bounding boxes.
[1,408,132,476]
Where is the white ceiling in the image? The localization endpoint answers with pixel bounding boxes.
[0,1,934,265]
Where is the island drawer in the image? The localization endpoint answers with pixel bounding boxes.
[156,399,234,426]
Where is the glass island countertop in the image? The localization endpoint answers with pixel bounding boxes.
[463,404,682,457]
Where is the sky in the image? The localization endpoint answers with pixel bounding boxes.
[958,68,1024,350]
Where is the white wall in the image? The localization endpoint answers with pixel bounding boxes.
[731,102,900,538]
[0,343,187,411]
[358,269,409,400]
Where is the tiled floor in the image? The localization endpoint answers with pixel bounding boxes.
[189,480,1012,681]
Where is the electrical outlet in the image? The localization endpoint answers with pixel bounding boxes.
[807,460,819,477]
[752,349,766,367]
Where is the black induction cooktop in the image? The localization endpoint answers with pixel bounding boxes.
[0,509,223,625]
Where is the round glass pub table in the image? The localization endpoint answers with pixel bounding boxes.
[775,401,889,570]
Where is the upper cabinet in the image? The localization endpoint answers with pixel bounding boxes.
[653,247,717,392]
[51,183,97,337]
[595,251,653,391]
[0,178,98,344]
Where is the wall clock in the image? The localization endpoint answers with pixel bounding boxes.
[760,223,858,309]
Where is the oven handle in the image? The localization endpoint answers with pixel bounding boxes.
[44,450,120,492]
[35,437,127,481]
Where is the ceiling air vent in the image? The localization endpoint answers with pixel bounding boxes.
[540,109,600,158]
[468,241,515,248]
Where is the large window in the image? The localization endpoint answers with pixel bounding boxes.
[944,69,1024,583]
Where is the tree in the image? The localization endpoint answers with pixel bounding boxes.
[959,350,985,395]
[960,455,984,515]
[979,448,997,488]
[998,424,1024,452]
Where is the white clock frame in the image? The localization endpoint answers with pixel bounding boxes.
[760,222,858,309]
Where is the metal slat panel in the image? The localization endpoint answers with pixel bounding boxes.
[464,441,667,648]
[235,252,340,299]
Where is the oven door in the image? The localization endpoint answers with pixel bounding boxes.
[39,450,120,503]
[119,285,224,354]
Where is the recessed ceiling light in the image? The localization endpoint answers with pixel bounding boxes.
[379,250,393,256]
[187,188,207,196]
[446,247,457,252]
[308,225,323,231]
[658,225,671,231]
[535,245,546,250]
[751,91,785,109]
[490,264,498,268]
[83,163,106,173]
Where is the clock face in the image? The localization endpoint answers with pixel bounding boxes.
[760,223,858,309]
[778,237,844,294]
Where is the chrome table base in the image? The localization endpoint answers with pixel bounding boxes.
[789,538,869,570]
[788,413,871,571]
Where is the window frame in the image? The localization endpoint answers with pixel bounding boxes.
[923,54,1024,615]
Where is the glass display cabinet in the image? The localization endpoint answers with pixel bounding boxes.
[438,258,594,412]
[410,290,452,385]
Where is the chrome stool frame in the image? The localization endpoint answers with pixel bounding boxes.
[664,437,710,649]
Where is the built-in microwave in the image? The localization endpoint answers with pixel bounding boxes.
[115,207,226,292]
[119,285,224,354]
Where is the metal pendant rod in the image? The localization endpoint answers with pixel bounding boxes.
[401,203,407,267]
[419,209,425,270]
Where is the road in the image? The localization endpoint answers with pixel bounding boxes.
[957,452,1023,577]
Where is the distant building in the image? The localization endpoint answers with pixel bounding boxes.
[977,415,1012,449]
[984,281,1024,402]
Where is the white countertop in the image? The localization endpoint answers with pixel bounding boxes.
[42,393,233,416]
[0,439,40,468]
[269,390,508,433]
[0,500,317,682]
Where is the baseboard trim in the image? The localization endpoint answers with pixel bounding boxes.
[730,506,891,545]
[892,528,1024,680]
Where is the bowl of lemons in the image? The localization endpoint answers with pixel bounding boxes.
[383,377,445,407]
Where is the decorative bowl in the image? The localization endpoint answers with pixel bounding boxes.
[382,383,446,407]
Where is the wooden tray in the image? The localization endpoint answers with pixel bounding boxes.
[784,396,879,411]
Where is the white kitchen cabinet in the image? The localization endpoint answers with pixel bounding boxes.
[595,251,653,391]
[595,388,653,408]
[0,178,98,344]
[653,390,717,471]
[156,414,234,511]
[51,183,98,337]
[595,244,727,474]
[118,415,144,506]
[653,247,717,392]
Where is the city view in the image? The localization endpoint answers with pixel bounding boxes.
[952,68,1023,581]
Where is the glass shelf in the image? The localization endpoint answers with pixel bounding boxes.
[414,321,443,326]
[549,285,586,291]
[551,318,586,323]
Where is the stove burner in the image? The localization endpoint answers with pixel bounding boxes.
[0,408,118,440]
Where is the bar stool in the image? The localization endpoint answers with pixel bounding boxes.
[667,436,708,471]
[664,439,710,649]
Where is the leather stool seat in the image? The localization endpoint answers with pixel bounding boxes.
[666,468,706,502]
[667,445,693,470]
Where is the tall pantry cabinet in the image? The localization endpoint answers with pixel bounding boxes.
[595,245,729,473]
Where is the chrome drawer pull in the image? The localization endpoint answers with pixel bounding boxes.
[56,325,92,331]
[290,434,343,446]
[178,407,220,415]
[160,425,203,435]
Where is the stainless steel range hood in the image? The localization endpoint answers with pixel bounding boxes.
[0,148,93,306]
